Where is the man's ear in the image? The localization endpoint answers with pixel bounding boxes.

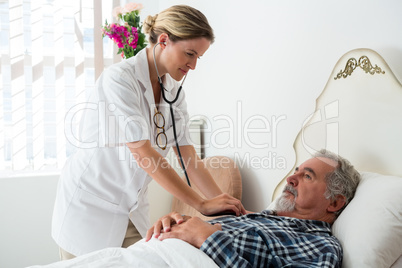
[327,195,346,213]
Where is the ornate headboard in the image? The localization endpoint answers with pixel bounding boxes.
[272,48,402,199]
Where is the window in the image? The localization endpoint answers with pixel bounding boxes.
[0,0,120,173]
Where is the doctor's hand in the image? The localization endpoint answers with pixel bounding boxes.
[158,216,222,249]
[145,212,190,241]
[199,193,246,217]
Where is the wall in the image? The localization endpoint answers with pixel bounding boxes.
[0,175,60,268]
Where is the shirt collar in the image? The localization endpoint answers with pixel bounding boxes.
[134,48,178,105]
[261,209,332,234]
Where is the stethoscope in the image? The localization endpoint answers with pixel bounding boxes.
[153,42,191,187]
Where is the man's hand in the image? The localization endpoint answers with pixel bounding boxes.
[146,212,190,241]
[158,216,222,248]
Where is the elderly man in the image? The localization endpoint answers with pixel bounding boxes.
[146,149,360,268]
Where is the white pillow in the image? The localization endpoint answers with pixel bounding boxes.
[332,172,402,268]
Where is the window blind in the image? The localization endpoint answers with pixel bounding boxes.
[0,0,119,172]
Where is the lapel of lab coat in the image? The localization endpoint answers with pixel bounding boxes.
[134,48,174,147]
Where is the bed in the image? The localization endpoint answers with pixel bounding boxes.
[29,48,402,267]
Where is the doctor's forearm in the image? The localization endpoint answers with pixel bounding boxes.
[127,141,205,210]
[186,160,223,199]
[174,146,223,199]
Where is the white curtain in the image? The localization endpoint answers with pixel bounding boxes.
[0,0,122,172]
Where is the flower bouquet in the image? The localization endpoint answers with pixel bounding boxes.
[102,3,147,59]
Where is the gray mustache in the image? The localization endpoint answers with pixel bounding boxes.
[283,185,298,197]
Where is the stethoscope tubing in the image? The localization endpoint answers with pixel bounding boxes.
[153,43,191,187]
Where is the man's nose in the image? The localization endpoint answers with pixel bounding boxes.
[286,174,299,187]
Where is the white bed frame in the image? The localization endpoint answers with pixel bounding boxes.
[272,48,402,268]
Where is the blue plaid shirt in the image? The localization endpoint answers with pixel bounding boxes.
[200,210,342,268]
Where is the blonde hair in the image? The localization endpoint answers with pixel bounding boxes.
[143,5,214,45]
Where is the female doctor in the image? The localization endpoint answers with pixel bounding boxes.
[52,5,246,259]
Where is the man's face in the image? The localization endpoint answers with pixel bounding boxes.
[275,157,337,220]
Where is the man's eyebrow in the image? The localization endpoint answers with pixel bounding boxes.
[303,167,316,177]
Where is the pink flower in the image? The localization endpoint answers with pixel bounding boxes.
[124,3,143,13]
[102,2,146,59]
[112,6,124,18]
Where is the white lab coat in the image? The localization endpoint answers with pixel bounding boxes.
[52,48,191,256]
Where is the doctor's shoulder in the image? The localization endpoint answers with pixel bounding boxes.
[100,58,142,90]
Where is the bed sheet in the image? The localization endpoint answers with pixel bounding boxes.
[28,238,218,268]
